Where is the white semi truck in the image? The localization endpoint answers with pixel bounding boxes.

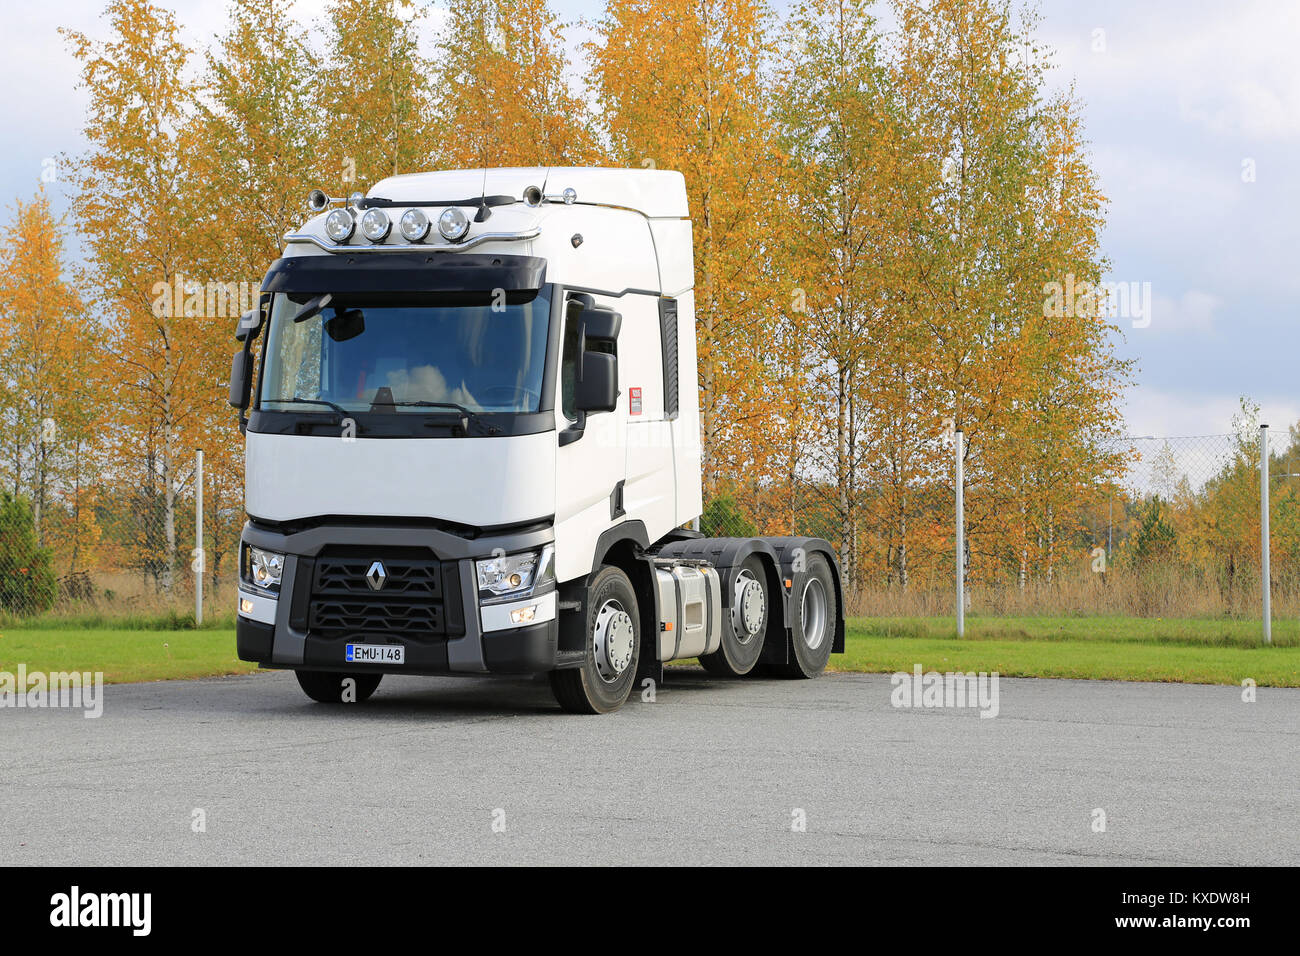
[230,167,843,713]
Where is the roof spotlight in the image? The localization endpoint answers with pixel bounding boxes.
[324,208,355,242]
[438,207,470,242]
[360,208,392,243]
[562,187,577,205]
[400,208,431,243]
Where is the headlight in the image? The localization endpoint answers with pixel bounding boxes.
[360,208,391,242]
[438,206,470,242]
[325,209,355,242]
[400,208,430,242]
[242,545,284,591]
[476,545,554,603]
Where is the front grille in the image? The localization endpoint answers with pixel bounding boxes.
[310,598,443,637]
[302,547,462,641]
[314,555,443,598]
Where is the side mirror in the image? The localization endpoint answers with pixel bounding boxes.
[229,350,253,409]
[576,352,617,413]
[235,302,266,342]
[572,299,621,415]
[581,305,620,343]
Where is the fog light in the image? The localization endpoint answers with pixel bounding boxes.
[325,209,355,242]
[510,604,538,625]
[400,208,430,242]
[437,206,470,241]
[240,598,255,615]
[361,208,392,242]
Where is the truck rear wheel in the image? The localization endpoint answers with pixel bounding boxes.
[771,552,836,679]
[295,670,383,703]
[700,555,768,677]
[549,565,641,714]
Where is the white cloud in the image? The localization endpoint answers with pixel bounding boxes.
[1086,142,1300,301]
[1146,289,1222,335]
[1123,385,1298,438]
[1045,0,1300,142]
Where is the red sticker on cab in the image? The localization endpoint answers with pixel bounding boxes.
[629,387,642,415]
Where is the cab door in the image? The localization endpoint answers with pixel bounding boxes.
[553,290,627,584]
[619,294,676,538]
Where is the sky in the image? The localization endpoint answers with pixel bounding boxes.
[2,0,1298,443]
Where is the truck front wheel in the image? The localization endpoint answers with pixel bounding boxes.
[549,565,641,714]
[295,670,383,703]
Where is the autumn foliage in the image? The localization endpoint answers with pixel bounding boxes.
[1,0,1253,616]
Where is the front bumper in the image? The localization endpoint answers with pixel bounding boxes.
[235,519,558,676]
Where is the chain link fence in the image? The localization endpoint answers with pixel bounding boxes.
[705,430,1289,622]
[0,449,241,624]
[0,431,1289,624]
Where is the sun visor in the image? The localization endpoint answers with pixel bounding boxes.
[260,252,547,300]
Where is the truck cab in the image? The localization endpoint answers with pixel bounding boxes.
[231,167,843,713]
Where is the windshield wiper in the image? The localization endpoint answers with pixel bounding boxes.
[378,400,485,436]
[386,400,476,416]
[263,396,350,416]
[263,396,492,437]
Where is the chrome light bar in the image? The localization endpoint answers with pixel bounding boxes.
[292,184,569,253]
[283,227,541,254]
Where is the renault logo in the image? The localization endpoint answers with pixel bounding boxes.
[365,560,387,591]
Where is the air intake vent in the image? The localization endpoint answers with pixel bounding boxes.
[659,297,679,420]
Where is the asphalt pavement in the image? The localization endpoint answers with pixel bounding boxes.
[2,668,1295,865]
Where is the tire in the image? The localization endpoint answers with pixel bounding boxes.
[295,670,383,703]
[549,565,641,714]
[699,555,768,677]
[770,552,836,679]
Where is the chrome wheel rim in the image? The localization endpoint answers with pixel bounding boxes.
[801,577,828,651]
[593,599,635,683]
[732,568,766,644]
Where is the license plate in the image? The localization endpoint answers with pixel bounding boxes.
[345,643,405,665]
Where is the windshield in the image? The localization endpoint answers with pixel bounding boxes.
[258,289,552,415]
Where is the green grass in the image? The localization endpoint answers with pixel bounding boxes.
[835,616,1300,687]
[0,609,237,631]
[0,627,251,684]
[3,614,1298,688]
[851,614,1300,647]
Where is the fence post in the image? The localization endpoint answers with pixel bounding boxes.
[195,447,204,627]
[1261,425,1270,645]
[1107,498,1113,562]
[956,428,965,638]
